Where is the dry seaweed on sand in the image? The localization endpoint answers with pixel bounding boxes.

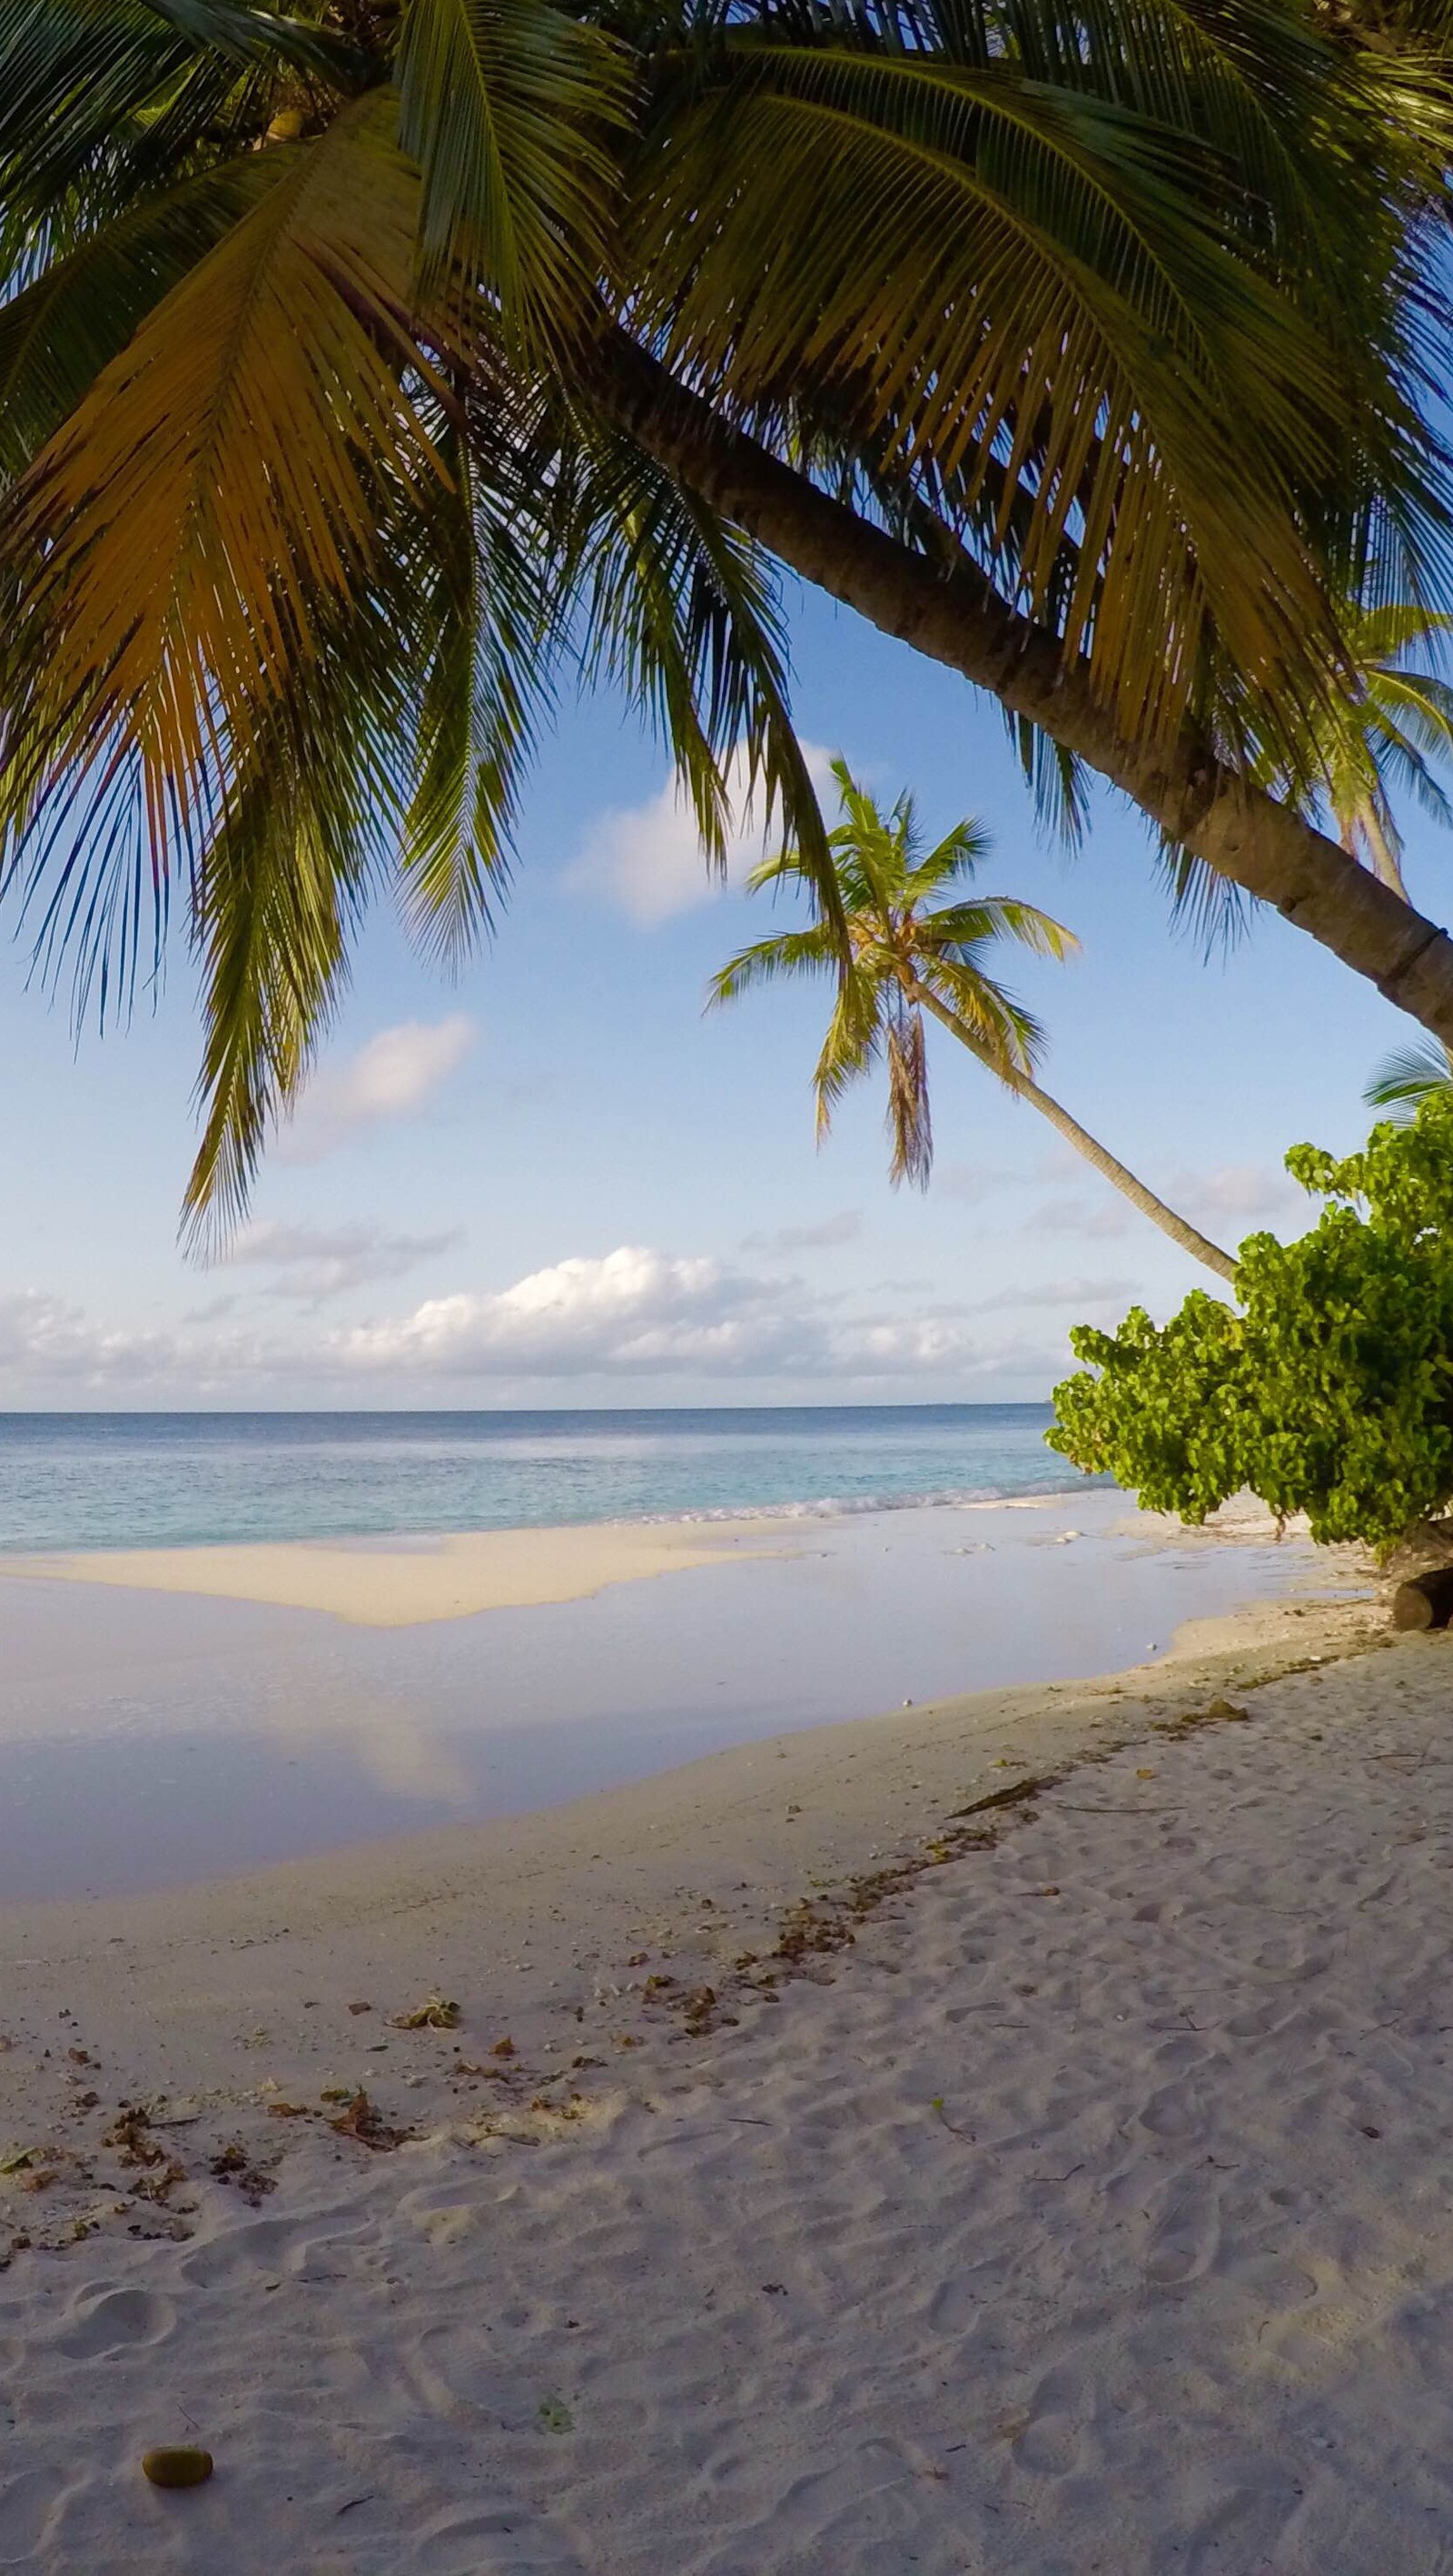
[328,2093,411,2152]
[390,1994,463,2031]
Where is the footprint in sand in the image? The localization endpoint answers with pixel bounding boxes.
[0,2467,71,2564]
[1011,2363,1104,2478]
[1141,2178,1222,2287]
[180,2212,355,2288]
[410,2501,589,2573]
[403,2323,533,2431]
[55,2284,174,2359]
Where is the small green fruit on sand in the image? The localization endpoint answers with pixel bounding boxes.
[142,2447,213,2489]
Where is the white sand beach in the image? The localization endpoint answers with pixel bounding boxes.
[5,1569,1451,2572]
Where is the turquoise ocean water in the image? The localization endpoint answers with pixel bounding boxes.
[0,1405,1098,1552]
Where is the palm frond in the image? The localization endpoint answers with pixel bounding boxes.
[0,94,445,1013]
[630,35,1374,757]
[707,923,841,1007]
[916,894,1077,964]
[812,957,885,1138]
[182,564,416,1244]
[917,956,1045,1075]
[396,0,629,350]
[0,0,353,245]
[551,408,838,924]
[399,407,553,966]
[898,816,993,902]
[1364,1035,1453,1117]
[1004,712,1091,844]
[0,155,282,482]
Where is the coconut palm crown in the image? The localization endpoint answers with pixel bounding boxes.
[712,760,1237,1279]
[6,0,1453,1242]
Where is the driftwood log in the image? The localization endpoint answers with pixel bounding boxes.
[1390,1567,1453,1630]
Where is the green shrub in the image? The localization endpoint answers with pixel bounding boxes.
[1047,1098,1453,1548]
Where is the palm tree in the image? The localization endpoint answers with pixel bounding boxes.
[5,0,1453,1240]
[711,761,1238,1283]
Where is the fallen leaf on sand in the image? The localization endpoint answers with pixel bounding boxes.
[347,2002,372,2016]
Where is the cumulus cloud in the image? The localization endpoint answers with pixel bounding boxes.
[0,1246,1090,1402]
[334,1246,816,1378]
[740,1210,863,1253]
[0,1291,266,1395]
[278,1016,477,1163]
[564,744,836,926]
[332,1243,1076,1386]
[222,1220,463,1304]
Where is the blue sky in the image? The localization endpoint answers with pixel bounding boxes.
[0,580,1431,1408]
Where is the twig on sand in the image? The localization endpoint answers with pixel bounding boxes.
[1053,1801,1183,1814]
[946,1778,1054,1820]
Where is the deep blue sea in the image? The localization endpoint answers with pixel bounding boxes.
[0,1404,1098,1552]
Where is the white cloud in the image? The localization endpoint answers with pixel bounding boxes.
[335,1246,815,1378]
[0,1246,1092,1403]
[278,1016,477,1163]
[564,744,835,927]
[0,1292,268,1396]
[0,1292,165,1384]
[222,1220,463,1304]
[741,1210,863,1253]
[334,1244,1076,1386]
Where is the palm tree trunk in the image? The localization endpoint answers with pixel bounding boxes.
[589,331,1453,1047]
[910,985,1239,1283]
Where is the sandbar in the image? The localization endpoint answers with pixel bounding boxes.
[0,1513,797,1626]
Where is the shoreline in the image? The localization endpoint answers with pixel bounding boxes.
[0,1484,1321,1627]
[0,1577,1380,2249]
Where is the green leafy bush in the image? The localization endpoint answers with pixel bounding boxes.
[1048,1098,1453,1547]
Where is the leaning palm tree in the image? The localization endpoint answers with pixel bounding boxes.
[711,762,1237,1283]
[5,0,1453,1245]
